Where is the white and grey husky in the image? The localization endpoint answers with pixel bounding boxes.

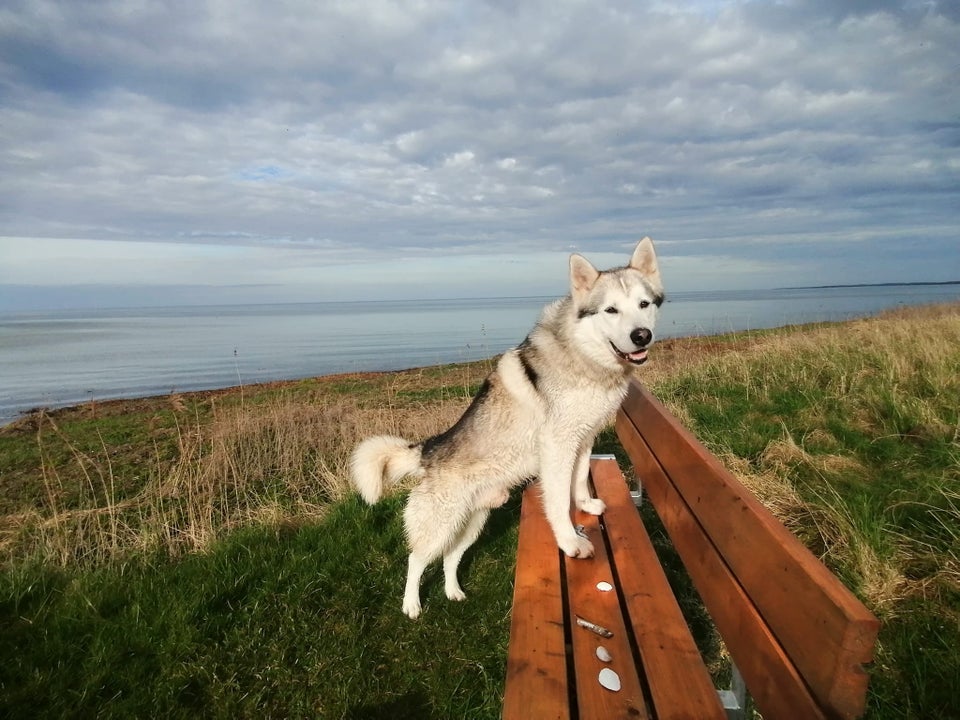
[350,238,664,618]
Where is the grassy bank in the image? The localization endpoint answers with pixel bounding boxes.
[2,303,958,717]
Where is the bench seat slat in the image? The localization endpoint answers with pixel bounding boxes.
[565,495,650,719]
[504,463,725,720]
[590,458,726,720]
[619,381,879,719]
[503,485,571,720]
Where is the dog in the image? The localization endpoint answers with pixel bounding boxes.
[349,237,664,618]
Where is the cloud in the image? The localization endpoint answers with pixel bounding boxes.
[0,0,958,307]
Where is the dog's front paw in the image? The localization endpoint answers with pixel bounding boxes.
[559,534,595,559]
[578,498,606,516]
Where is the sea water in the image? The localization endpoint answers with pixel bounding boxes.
[1,284,957,424]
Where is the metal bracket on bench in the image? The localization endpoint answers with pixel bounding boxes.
[717,662,747,720]
[630,478,643,508]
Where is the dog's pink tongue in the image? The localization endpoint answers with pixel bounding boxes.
[629,350,648,362]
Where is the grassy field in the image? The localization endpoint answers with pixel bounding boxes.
[1,303,958,718]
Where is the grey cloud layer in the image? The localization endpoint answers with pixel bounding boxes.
[1,0,958,290]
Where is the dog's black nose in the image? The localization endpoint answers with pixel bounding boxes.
[631,327,652,347]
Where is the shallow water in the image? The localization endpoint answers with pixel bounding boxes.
[2,284,957,424]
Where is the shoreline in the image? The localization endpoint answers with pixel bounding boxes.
[6,299,959,430]
[0,317,838,432]
[5,287,960,427]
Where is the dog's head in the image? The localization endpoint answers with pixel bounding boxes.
[569,237,664,369]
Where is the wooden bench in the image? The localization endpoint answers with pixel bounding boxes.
[503,379,879,720]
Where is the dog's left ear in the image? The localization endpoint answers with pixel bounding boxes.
[569,253,600,300]
[630,237,663,296]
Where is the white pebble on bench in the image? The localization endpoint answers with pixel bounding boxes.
[599,668,622,692]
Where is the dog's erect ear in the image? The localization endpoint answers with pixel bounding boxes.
[629,237,663,295]
[569,253,600,300]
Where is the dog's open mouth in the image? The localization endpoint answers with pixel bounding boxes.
[610,342,648,365]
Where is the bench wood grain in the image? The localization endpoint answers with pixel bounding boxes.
[616,380,879,720]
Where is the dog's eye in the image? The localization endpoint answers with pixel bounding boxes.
[639,300,650,309]
[604,306,619,314]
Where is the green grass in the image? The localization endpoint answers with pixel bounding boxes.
[2,304,959,718]
[1,495,520,719]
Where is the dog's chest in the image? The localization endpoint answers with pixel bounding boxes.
[555,377,627,425]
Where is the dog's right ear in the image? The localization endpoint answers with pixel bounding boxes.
[569,253,600,300]
[630,237,664,298]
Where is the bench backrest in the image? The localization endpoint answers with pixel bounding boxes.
[615,380,879,720]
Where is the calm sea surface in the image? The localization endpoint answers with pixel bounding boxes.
[2,284,958,424]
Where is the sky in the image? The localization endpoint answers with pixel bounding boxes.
[1,0,959,310]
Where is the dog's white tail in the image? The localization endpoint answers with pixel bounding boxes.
[349,435,423,504]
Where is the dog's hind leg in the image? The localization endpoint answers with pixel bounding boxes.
[442,508,490,602]
[402,486,471,619]
[402,552,430,619]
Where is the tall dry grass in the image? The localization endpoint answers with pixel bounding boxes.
[5,375,479,567]
[651,303,960,615]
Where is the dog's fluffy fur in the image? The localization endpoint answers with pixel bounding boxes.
[350,238,664,618]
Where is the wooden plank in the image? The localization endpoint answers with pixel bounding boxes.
[503,483,571,720]
[616,412,827,720]
[565,474,649,720]
[590,457,726,720]
[619,382,878,718]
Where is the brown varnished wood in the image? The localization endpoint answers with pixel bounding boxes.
[617,380,879,719]
[590,457,726,720]
[565,479,650,720]
[615,416,827,719]
[503,483,571,720]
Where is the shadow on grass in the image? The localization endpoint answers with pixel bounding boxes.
[346,690,436,720]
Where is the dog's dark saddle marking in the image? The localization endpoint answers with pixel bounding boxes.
[421,378,492,459]
[518,348,539,391]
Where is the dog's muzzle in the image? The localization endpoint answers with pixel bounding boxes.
[611,327,653,365]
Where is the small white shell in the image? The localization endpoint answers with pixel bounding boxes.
[599,667,621,692]
[596,645,612,663]
[596,581,614,592]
